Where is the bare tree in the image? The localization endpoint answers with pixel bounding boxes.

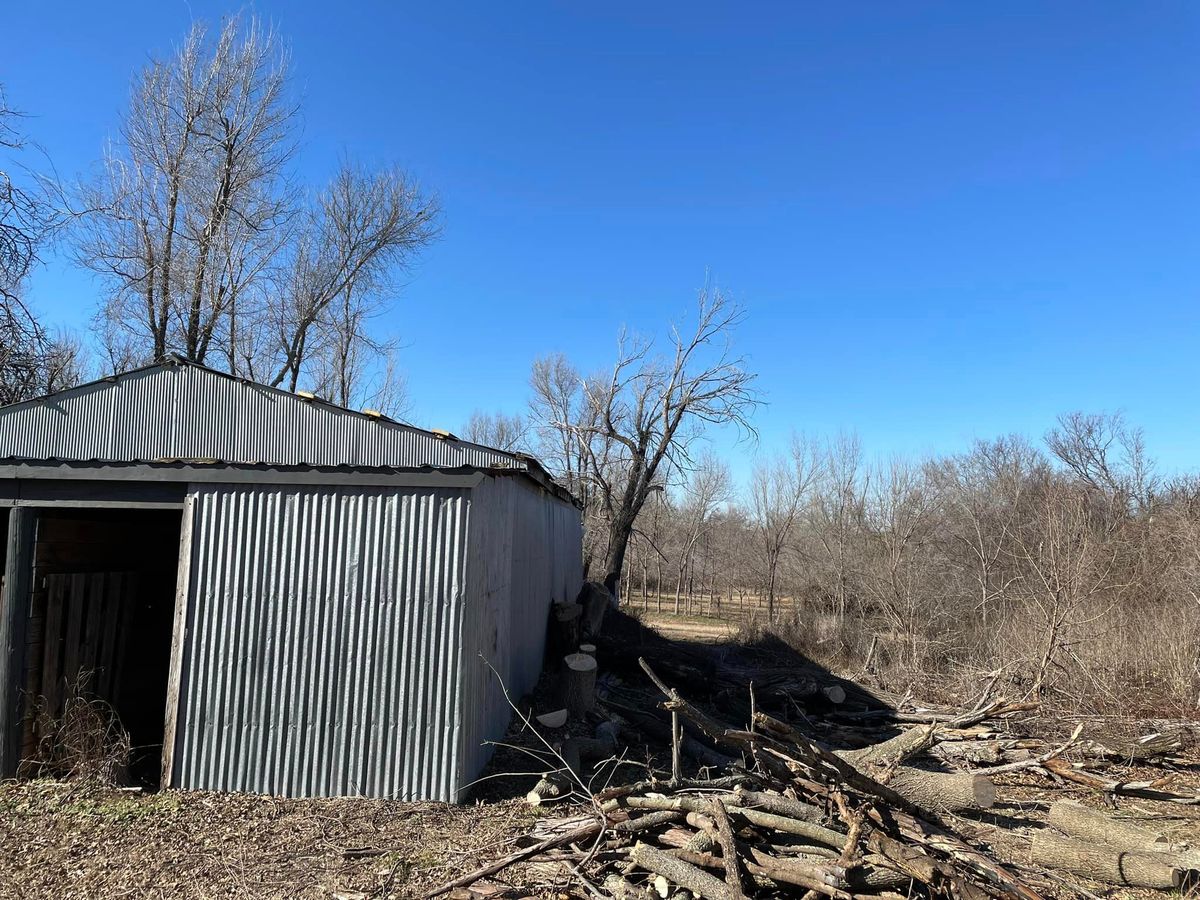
[464,410,528,452]
[268,160,439,394]
[1010,475,1127,701]
[0,85,80,402]
[808,432,867,624]
[750,434,820,621]
[79,16,295,365]
[933,436,1039,630]
[671,453,730,614]
[1047,412,1156,515]
[860,456,938,665]
[530,287,756,597]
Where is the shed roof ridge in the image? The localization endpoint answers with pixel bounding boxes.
[0,356,531,468]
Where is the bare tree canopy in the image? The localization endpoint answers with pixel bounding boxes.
[463,410,528,453]
[79,16,296,366]
[0,85,80,404]
[267,160,439,395]
[530,286,758,591]
[76,16,438,411]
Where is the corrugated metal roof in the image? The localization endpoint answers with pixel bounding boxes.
[0,358,525,472]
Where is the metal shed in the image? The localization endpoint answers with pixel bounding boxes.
[0,358,582,800]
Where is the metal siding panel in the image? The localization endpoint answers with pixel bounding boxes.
[455,476,583,797]
[0,363,526,471]
[174,482,470,799]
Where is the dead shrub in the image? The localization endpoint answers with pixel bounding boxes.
[20,670,131,785]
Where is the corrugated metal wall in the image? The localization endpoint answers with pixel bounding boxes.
[456,476,583,793]
[173,483,471,800]
[0,362,519,471]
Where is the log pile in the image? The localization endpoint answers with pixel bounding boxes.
[439,609,1200,899]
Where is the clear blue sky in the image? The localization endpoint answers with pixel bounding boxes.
[6,2,1199,483]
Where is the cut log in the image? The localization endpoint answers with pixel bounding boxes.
[563,653,598,718]
[631,841,737,900]
[1030,832,1182,889]
[579,643,597,656]
[525,770,573,806]
[1048,800,1167,849]
[836,724,937,771]
[548,602,583,658]
[603,874,653,900]
[885,767,996,813]
[822,685,847,704]
[534,709,568,729]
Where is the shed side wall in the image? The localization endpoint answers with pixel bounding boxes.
[456,477,583,796]
[173,483,469,800]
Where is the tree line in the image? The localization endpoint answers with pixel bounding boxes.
[468,305,1200,714]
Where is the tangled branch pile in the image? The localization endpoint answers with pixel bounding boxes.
[20,672,131,785]
[435,618,1200,900]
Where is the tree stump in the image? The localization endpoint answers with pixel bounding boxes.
[562,652,598,718]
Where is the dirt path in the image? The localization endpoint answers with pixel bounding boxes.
[638,613,737,643]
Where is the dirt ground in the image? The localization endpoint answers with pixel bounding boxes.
[0,779,563,899]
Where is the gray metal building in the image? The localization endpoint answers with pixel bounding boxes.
[0,358,582,800]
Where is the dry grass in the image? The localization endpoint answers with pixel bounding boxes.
[0,779,564,899]
[19,671,131,786]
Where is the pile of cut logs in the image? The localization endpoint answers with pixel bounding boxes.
[429,600,1200,899]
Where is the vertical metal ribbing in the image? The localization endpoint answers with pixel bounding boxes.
[175,483,471,799]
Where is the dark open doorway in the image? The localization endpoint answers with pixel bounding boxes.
[21,508,182,787]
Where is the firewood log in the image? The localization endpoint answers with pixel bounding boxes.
[1030,832,1183,889]
[631,841,738,900]
[885,767,996,812]
[548,602,582,658]
[1048,800,1167,849]
[577,581,612,638]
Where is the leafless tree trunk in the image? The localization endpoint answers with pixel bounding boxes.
[751,434,819,621]
[530,287,756,599]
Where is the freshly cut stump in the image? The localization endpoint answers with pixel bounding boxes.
[562,652,598,717]
[1031,832,1182,889]
[535,709,569,729]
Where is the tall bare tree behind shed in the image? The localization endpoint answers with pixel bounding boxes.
[76,17,438,412]
[530,287,757,596]
[79,16,295,365]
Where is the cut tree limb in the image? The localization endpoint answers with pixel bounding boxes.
[836,724,938,770]
[631,841,737,900]
[1030,831,1183,889]
[708,797,747,899]
[423,818,604,897]
[886,767,996,813]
